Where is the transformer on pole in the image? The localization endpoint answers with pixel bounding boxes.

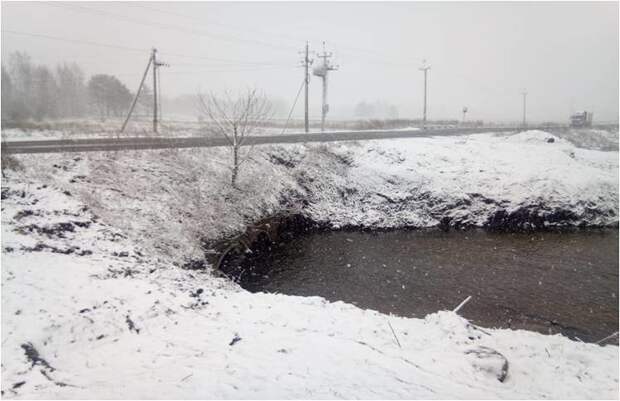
[313,41,338,132]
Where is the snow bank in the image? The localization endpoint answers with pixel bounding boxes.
[1,182,618,398]
[300,131,618,230]
[2,129,618,398]
[5,130,618,260]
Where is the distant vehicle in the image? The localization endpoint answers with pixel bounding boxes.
[570,111,593,128]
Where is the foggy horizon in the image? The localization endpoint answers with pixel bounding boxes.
[1,1,619,123]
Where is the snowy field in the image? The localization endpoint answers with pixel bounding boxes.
[1,129,618,398]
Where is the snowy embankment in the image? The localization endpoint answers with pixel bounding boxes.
[303,130,618,230]
[4,129,617,260]
[1,129,618,398]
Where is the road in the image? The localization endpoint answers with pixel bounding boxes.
[2,126,537,154]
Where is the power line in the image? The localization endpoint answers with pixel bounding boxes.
[42,2,427,69]
[0,32,297,76]
[5,20,524,118]
[114,66,298,77]
[43,2,299,53]
[4,8,433,72]
[158,51,291,66]
[121,1,424,67]
[124,3,306,48]
[2,26,420,75]
[170,61,287,67]
[124,2,427,67]
[2,29,148,54]
[6,2,530,107]
[1,29,292,67]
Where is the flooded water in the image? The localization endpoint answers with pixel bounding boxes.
[237,228,619,342]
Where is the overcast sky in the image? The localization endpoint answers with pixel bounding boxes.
[1,1,618,122]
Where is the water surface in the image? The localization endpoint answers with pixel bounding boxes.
[238,228,618,342]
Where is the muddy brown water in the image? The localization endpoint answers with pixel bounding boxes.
[236,228,619,343]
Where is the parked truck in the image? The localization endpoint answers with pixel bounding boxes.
[570,111,593,128]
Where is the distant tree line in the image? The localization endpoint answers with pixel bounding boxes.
[1,51,153,123]
[354,100,399,119]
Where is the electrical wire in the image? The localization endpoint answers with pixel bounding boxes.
[124,2,424,66]
[2,29,148,54]
[1,29,293,68]
[39,2,425,67]
[124,3,305,48]
[8,4,423,69]
[43,2,299,53]
[280,77,306,135]
[3,19,519,103]
[113,65,298,77]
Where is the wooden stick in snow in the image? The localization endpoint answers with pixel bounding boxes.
[387,320,401,348]
[596,331,619,345]
[453,296,472,314]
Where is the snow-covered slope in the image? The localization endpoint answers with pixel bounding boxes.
[301,131,618,229]
[1,180,618,398]
[2,130,618,398]
[5,130,618,260]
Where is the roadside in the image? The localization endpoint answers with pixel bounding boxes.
[4,129,618,261]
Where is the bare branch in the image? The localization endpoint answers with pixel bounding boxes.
[195,88,273,187]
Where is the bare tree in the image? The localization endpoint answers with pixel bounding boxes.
[197,89,272,188]
[32,65,59,120]
[7,51,34,121]
[56,62,87,118]
[2,65,13,121]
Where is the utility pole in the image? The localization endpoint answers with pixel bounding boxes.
[299,41,313,133]
[121,52,153,134]
[521,91,527,128]
[313,41,338,132]
[462,106,468,124]
[153,48,158,133]
[121,48,168,134]
[152,48,169,133]
[419,60,431,129]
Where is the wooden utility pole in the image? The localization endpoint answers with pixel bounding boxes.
[153,48,159,133]
[121,52,153,133]
[419,60,431,129]
[302,41,312,133]
[521,91,527,127]
[121,48,167,134]
[313,41,338,132]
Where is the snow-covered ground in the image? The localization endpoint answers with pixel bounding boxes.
[306,130,619,229]
[1,129,618,398]
[3,129,618,259]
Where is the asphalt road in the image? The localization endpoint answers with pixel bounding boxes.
[2,126,536,154]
